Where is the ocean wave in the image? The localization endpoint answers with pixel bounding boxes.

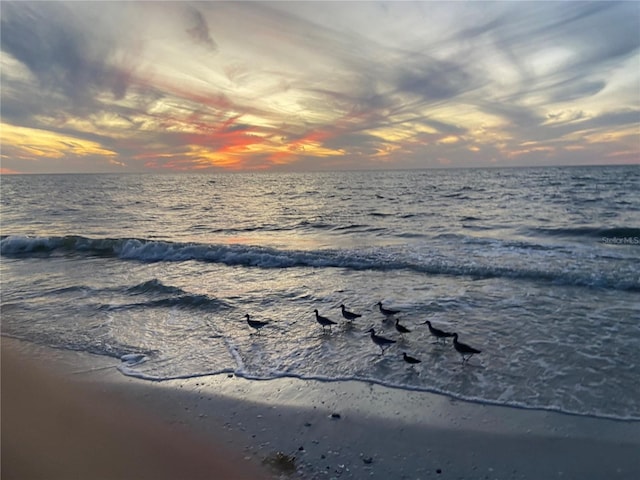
[125,278,186,296]
[528,226,640,240]
[111,279,230,311]
[2,234,638,291]
[97,294,225,312]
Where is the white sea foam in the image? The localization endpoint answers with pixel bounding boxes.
[120,353,147,365]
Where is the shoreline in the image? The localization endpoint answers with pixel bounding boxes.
[3,336,640,479]
[119,367,640,424]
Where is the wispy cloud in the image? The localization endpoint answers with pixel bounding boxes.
[1,0,638,173]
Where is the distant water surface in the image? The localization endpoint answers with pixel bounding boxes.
[2,166,639,420]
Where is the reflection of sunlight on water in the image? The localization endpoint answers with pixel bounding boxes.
[222,233,330,250]
[218,231,418,251]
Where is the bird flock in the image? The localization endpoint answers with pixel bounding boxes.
[245,301,481,366]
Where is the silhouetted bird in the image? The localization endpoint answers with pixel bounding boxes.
[245,314,269,334]
[395,318,411,335]
[452,333,481,363]
[422,320,455,344]
[377,301,400,317]
[314,309,337,332]
[340,304,362,321]
[402,352,421,364]
[366,328,396,355]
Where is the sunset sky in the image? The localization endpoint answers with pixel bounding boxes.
[1,1,638,174]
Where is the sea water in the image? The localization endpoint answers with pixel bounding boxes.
[1,166,639,420]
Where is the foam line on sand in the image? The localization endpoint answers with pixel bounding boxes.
[2,337,639,479]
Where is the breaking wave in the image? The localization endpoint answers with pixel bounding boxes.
[2,234,638,291]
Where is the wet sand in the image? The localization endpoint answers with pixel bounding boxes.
[2,337,639,479]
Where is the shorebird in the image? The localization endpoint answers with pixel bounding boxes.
[452,333,481,363]
[377,301,400,317]
[422,320,455,344]
[245,314,268,334]
[366,328,396,355]
[314,309,337,332]
[395,318,411,335]
[340,304,362,321]
[402,352,421,364]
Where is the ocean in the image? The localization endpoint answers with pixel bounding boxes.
[1,166,639,421]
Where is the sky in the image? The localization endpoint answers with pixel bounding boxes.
[1,1,639,174]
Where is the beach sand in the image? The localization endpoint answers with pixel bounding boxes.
[2,337,639,480]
